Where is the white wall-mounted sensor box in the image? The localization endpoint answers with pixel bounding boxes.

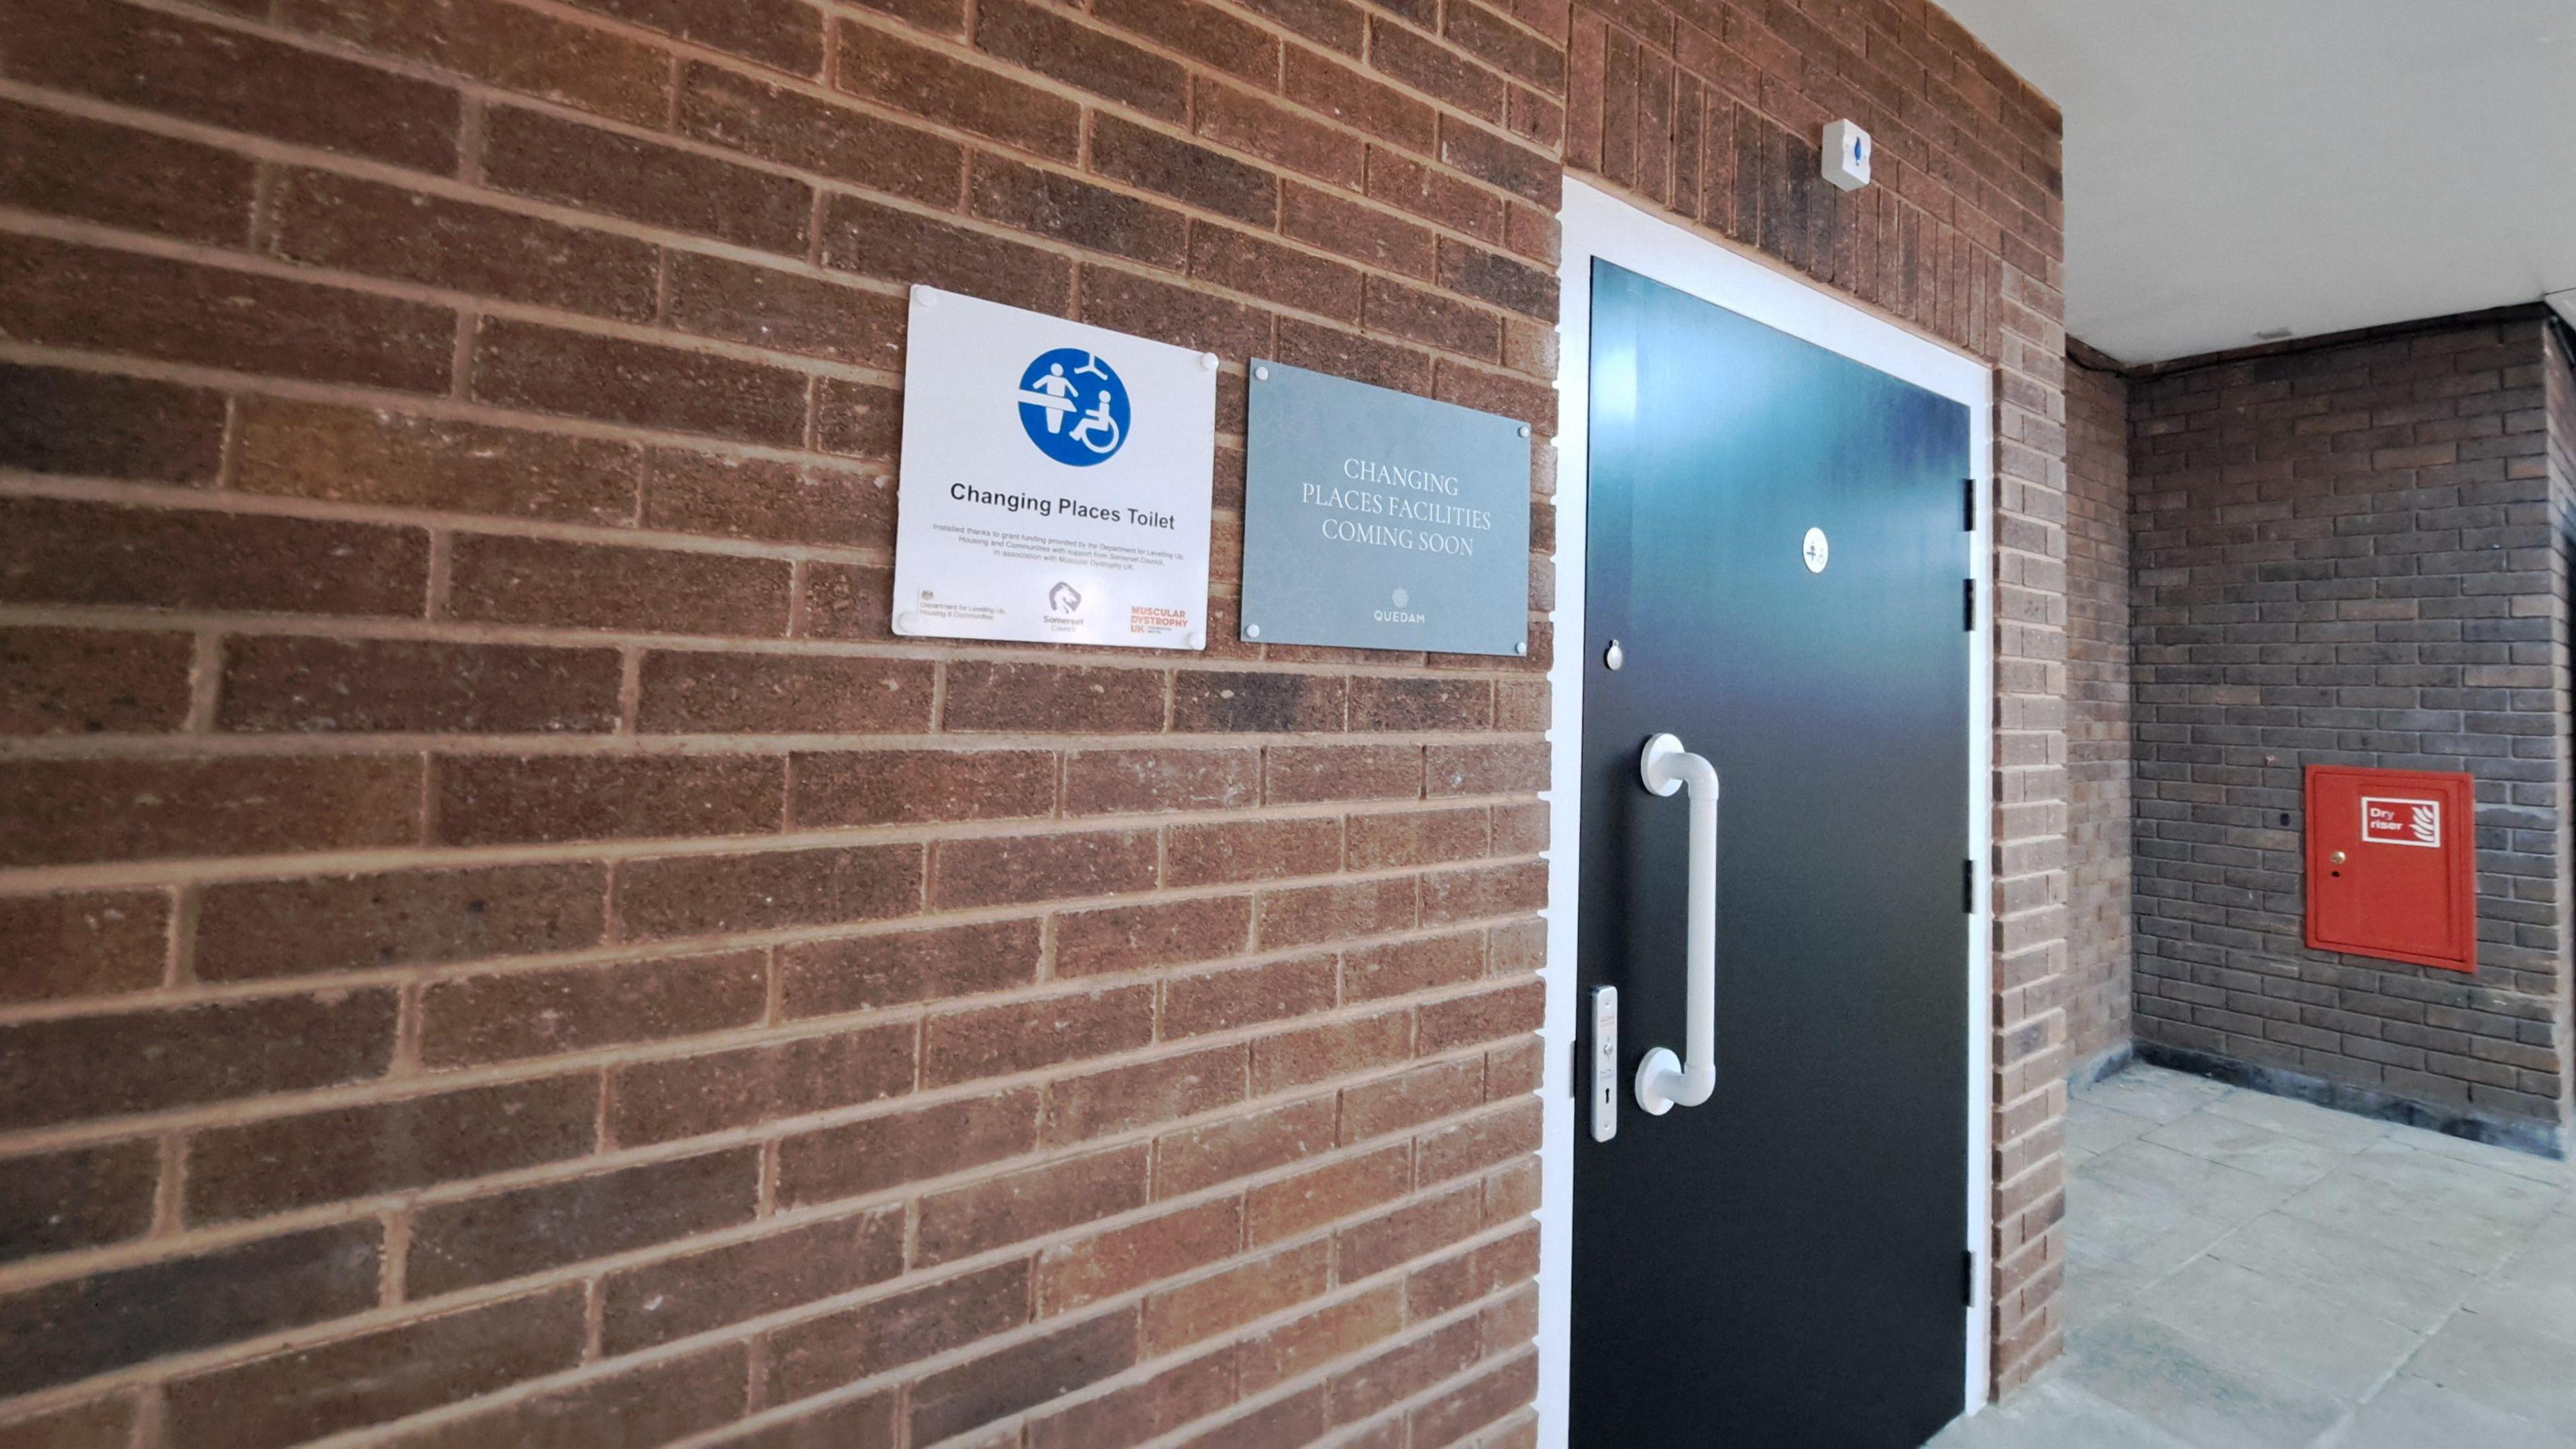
[1822,119,1871,191]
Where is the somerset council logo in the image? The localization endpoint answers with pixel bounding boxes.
[1017,348,1130,466]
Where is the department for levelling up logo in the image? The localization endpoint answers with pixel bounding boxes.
[1018,347,1130,466]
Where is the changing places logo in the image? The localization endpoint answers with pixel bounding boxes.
[1018,348,1129,466]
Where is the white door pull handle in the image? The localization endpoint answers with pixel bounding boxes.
[1635,733,1717,1114]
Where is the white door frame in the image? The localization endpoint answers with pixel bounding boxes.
[1536,176,1996,1444]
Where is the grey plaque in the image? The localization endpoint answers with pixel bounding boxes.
[1240,360,1533,655]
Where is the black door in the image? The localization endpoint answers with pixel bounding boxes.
[1572,261,1972,1447]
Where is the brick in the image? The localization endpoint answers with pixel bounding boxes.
[1267,743,1423,802]
[232,398,640,527]
[782,918,1040,1016]
[777,1087,1038,1205]
[559,0,825,76]
[1346,1056,1485,1145]
[0,1224,380,1398]
[1250,1006,1411,1092]
[1195,83,1365,190]
[1361,679,1495,733]
[676,58,961,205]
[1099,0,1277,83]
[761,1262,1031,1404]
[1275,317,1432,395]
[1035,1197,1242,1315]
[1175,1386,1327,1449]
[1286,47,1436,153]
[836,18,1081,160]
[264,167,659,323]
[820,193,1075,315]
[1489,801,1546,855]
[645,449,894,547]
[1056,895,1254,976]
[1080,265,1274,358]
[380,1343,747,1449]
[1164,953,1341,1037]
[219,636,623,734]
[1416,978,1541,1051]
[1345,806,1490,869]
[421,950,766,1066]
[484,105,808,254]
[1439,117,1559,206]
[945,660,1168,732]
[0,363,225,484]
[1347,931,1485,1002]
[1364,275,1504,358]
[1068,747,1261,816]
[814,376,902,460]
[716,1393,898,1449]
[976,0,1187,119]
[851,0,964,34]
[608,1023,918,1145]
[0,755,421,869]
[1148,1104,1321,1210]
[0,496,427,619]
[1336,1184,1482,1280]
[0,1399,136,1449]
[0,99,251,245]
[1044,1042,1246,1144]
[970,153,1191,268]
[1191,225,1364,321]
[792,748,1056,826]
[433,753,782,846]
[0,626,191,735]
[932,829,1161,908]
[163,1287,585,1449]
[0,1140,156,1265]
[0,235,453,392]
[1420,858,1546,924]
[1240,0,1363,52]
[613,843,923,939]
[1246,1142,1410,1244]
[924,984,1155,1086]
[469,318,810,447]
[600,1206,904,1353]
[197,861,605,983]
[0,890,168,1004]
[1091,113,1278,227]
[1365,150,1505,246]
[282,0,672,126]
[1258,876,1419,948]
[1409,1350,1535,1446]
[791,564,892,639]
[1167,817,1342,886]
[445,534,792,637]
[1173,670,1347,732]
[666,252,909,370]
[638,652,932,735]
[1027,1346,1238,1449]
[1239,1284,1404,1391]
[1369,17,1505,120]
[910,1308,1141,1444]
[1408,1228,1533,1320]
[1142,1238,1330,1354]
[407,1147,759,1295]
[918,1143,1148,1265]
[1,0,459,172]
[184,1075,594,1223]
[1415,1098,1539,1183]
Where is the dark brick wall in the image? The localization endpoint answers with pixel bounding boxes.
[2129,309,2572,1153]
[2065,355,2131,1076]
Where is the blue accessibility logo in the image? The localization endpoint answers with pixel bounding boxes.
[1018,347,1128,466]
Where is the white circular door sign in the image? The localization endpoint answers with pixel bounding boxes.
[1802,527,1829,573]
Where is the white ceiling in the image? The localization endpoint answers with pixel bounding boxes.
[1931,0,2576,364]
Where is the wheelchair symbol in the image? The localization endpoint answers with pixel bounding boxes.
[1018,348,1129,466]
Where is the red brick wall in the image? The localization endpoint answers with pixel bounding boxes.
[2129,309,2571,1155]
[2064,355,2131,1077]
[0,0,1560,1443]
[1559,0,2074,1392]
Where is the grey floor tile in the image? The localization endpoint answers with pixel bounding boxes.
[1924,1370,2195,1449]
[2205,1211,2477,1333]
[2403,1307,2576,1434]
[2321,1373,2562,1449]
[2066,1170,2238,1279]
[2279,1144,2561,1276]
[2143,1110,2357,1188]
[2070,1097,2163,1161]
[2084,1138,2295,1228]
[2059,1311,2349,1449]
[2202,1089,2398,1152]
[2395,1128,2575,1189]
[2060,1250,2169,1333]
[2128,1254,2422,1401]
[2081,1066,2236,1126]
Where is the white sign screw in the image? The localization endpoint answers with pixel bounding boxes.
[1246,624,1263,639]
[1254,366,1270,382]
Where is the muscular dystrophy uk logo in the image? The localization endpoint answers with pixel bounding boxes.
[1017,348,1129,466]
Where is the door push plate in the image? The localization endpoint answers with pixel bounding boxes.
[1590,987,1619,1142]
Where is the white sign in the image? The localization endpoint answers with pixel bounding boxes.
[2361,796,2440,847]
[891,286,1217,649]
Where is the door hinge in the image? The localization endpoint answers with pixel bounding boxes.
[1962,477,1976,532]
[1963,1248,1978,1305]
[1962,579,1976,631]
[1964,859,1976,914]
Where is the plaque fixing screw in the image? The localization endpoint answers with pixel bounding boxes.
[1604,639,1623,670]
[1515,641,1528,655]
[896,611,921,634]
[1254,366,1270,382]
[911,285,935,306]
[1246,624,1263,639]
[1199,353,1219,372]
[1517,425,1531,438]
